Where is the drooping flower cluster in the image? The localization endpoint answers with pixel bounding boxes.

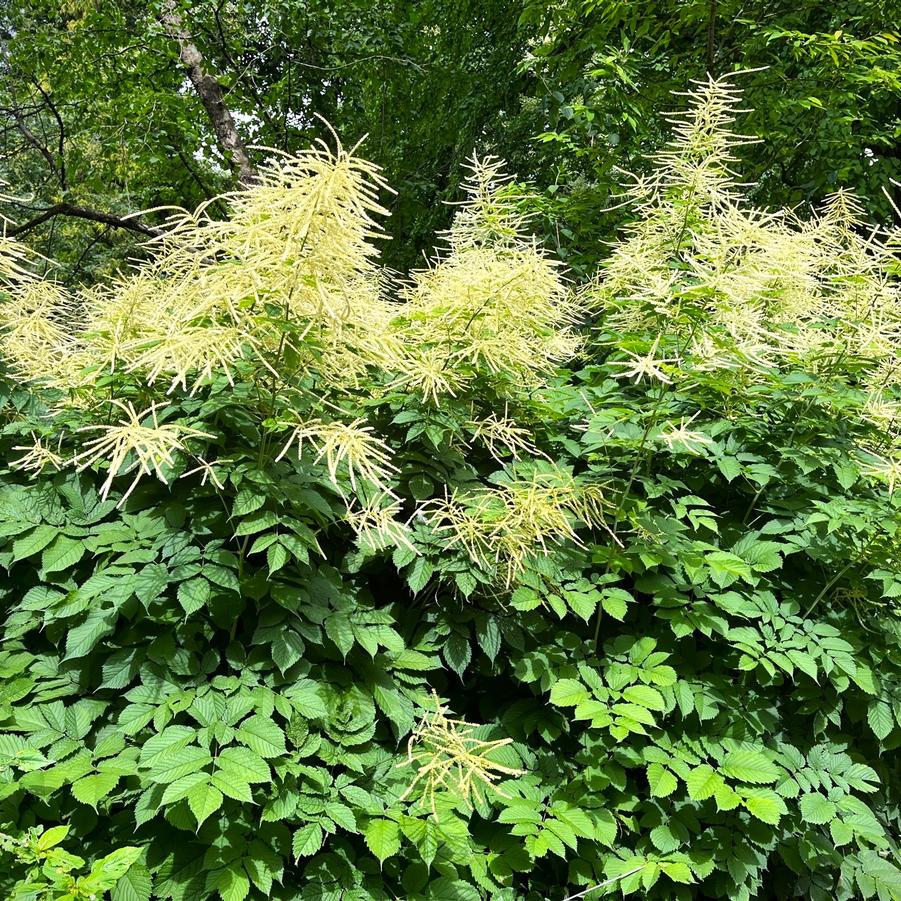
[424,465,612,585]
[71,401,213,505]
[398,692,524,817]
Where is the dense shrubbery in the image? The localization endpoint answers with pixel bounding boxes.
[1,78,900,900]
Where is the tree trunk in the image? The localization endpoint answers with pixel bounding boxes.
[160,2,257,187]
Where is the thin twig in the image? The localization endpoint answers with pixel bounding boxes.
[562,866,646,901]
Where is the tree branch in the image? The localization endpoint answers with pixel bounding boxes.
[160,2,257,187]
[29,77,67,190]
[4,202,161,238]
[9,105,65,190]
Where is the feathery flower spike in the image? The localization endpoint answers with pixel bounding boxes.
[397,691,524,818]
[71,401,212,505]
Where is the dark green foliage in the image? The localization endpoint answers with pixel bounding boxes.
[513,0,901,274]
[0,0,529,277]
[1,77,901,901]
[4,0,898,283]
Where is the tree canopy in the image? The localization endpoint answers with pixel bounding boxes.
[1,0,899,278]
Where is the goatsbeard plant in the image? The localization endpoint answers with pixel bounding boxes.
[0,77,899,901]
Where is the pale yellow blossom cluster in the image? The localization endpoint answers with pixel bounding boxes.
[388,154,583,401]
[274,417,397,496]
[398,691,524,817]
[70,401,213,506]
[589,79,900,384]
[585,75,901,494]
[424,466,611,585]
[0,140,399,399]
[0,139,582,506]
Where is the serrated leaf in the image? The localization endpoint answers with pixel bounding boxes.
[549,678,590,707]
[139,726,196,768]
[324,613,354,657]
[647,763,678,798]
[601,587,631,620]
[844,762,880,792]
[161,771,209,806]
[660,861,694,884]
[325,801,357,832]
[271,629,305,673]
[267,541,288,574]
[42,535,85,573]
[868,700,893,740]
[443,632,471,676]
[455,571,477,598]
[706,550,753,588]
[400,816,439,867]
[232,490,265,517]
[187,780,223,827]
[365,818,400,865]
[786,649,818,681]
[292,822,324,859]
[216,863,250,901]
[830,818,854,846]
[716,455,742,482]
[148,745,211,784]
[286,680,327,718]
[236,715,287,758]
[851,663,877,695]
[722,748,779,784]
[475,616,501,661]
[13,524,59,561]
[622,684,665,711]
[177,577,211,615]
[234,510,279,536]
[426,877,481,901]
[742,787,787,825]
[216,746,270,783]
[72,771,119,809]
[209,773,253,803]
[650,824,680,853]
[685,764,721,801]
[799,792,837,825]
[134,563,168,604]
[552,805,595,840]
[65,612,115,660]
[111,862,152,901]
[407,557,433,594]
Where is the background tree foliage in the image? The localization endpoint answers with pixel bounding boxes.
[0,0,528,276]
[517,0,901,273]
[2,0,899,278]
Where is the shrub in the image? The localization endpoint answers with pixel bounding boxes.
[0,77,900,900]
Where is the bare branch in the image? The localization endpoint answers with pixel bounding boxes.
[9,105,65,190]
[4,202,161,238]
[29,77,67,190]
